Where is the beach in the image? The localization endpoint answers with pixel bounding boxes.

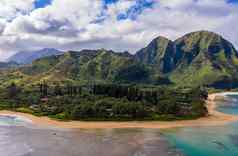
[0,92,238,129]
[0,92,237,156]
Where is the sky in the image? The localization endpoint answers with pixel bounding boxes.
[0,0,238,61]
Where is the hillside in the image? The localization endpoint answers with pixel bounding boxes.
[1,49,151,87]
[2,31,238,89]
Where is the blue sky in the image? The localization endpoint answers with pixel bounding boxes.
[228,0,238,3]
[116,0,155,20]
[35,0,52,8]
[0,0,238,60]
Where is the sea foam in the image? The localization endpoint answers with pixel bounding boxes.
[0,114,32,126]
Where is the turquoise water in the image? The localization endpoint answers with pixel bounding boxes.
[217,94,238,115]
[164,94,238,156]
[0,115,31,126]
[165,123,238,156]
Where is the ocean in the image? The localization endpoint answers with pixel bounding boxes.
[163,94,238,156]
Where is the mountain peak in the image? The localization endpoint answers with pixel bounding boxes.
[7,48,63,64]
[135,30,238,79]
[175,30,236,55]
[153,36,171,42]
[135,35,175,73]
[186,30,221,36]
[176,30,224,44]
[40,48,60,52]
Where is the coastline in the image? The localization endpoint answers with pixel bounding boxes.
[0,92,238,129]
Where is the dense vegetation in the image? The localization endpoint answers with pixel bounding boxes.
[0,82,208,121]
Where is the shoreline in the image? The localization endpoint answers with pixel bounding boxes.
[1,92,238,129]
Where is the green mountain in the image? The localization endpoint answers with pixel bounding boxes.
[171,31,238,87]
[135,36,175,73]
[135,31,238,88]
[1,31,238,89]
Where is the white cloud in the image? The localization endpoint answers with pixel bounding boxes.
[4,0,103,36]
[0,0,238,61]
[0,19,7,34]
[0,0,34,20]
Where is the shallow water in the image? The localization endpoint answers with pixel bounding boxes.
[163,94,238,156]
[216,94,238,115]
[0,117,180,156]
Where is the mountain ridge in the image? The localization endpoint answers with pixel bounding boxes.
[2,30,238,89]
